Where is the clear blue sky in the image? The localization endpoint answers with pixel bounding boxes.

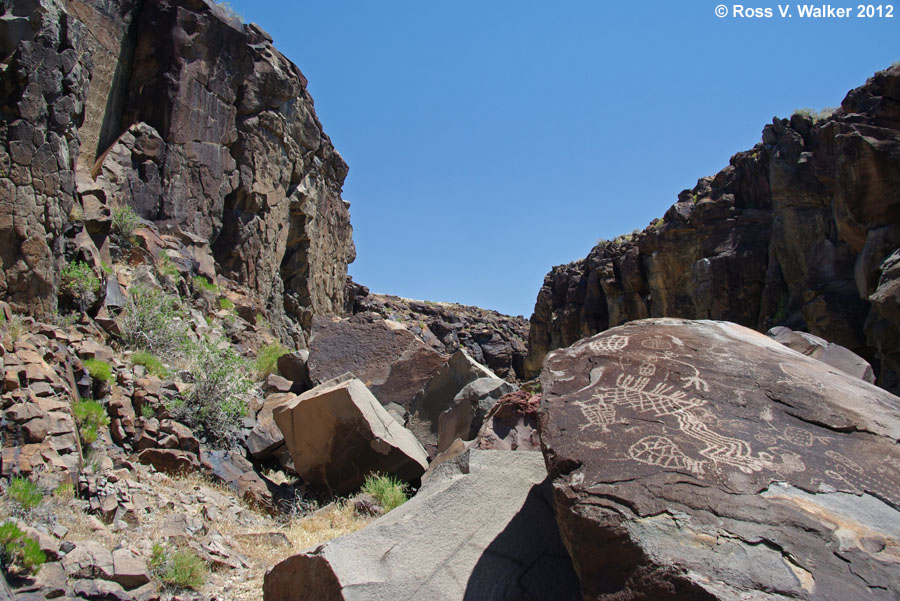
[226,0,896,317]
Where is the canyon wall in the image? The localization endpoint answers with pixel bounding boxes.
[527,65,900,392]
[0,0,354,334]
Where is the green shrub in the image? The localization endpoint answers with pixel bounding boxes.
[792,107,837,122]
[82,358,113,384]
[360,473,408,512]
[111,205,140,240]
[150,543,207,590]
[6,477,43,511]
[167,337,250,447]
[218,297,234,311]
[131,351,168,378]
[120,283,188,355]
[156,251,181,281]
[60,261,100,312]
[0,521,45,575]
[52,483,75,500]
[72,399,110,446]
[255,342,288,379]
[192,276,217,294]
[141,404,156,419]
[3,313,25,343]
[254,313,270,329]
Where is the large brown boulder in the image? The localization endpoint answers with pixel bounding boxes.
[526,65,900,394]
[273,375,428,495]
[307,314,447,410]
[263,449,581,601]
[540,318,900,601]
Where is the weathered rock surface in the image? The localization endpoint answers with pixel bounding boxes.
[263,449,582,601]
[2,0,355,337]
[0,0,92,318]
[474,390,541,451]
[436,376,515,454]
[307,313,447,410]
[527,65,900,394]
[768,325,876,383]
[273,375,428,494]
[539,318,900,600]
[407,348,499,454]
[349,285,530,381]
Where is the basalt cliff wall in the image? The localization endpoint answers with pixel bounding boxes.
[527,65,900,393]
[1,0,354,339]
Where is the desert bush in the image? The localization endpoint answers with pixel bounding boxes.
[120,283,188,356]
[0,521,45,575]
[2,313,25,343]
[111,205,140,240]
[82,358,113,384]
[6,477,43,512]
[156,250,181,282]
[192,276,217,294]
[360,473,408,512]
[60,261,100,312]
[72,399,110,445]
[167,337,251,447]
[150,543,207,590]
[131,351,168,378]
[218,297,234,311]
[255,342,288,379]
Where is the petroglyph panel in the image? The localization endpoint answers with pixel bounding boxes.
[540,319,900,504]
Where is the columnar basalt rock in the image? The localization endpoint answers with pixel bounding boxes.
[0,0,92,318]
[527,65,900,393]
[1,0,355,337]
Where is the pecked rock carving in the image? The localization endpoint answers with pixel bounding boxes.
[540,318,900,600]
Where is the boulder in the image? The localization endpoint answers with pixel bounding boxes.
[407,348,499,453]
[246,393,294,459]
[767,326,876,383]
[474,390,541,451]
[436,377,515,453]
[273,375,428,495]
[263,450,581,601]
[276,350,311,392]
[61,541,114,580]
[111,548,151,589]
[540,318,900,601]
[307,314,446,410]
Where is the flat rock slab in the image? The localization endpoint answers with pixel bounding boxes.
[263,449,581,601]
[539,318,900,601]
[273,375,428,495]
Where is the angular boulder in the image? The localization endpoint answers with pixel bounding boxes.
[474,390,542,451]
[273,375,428,494]
[263,449,581,601]
[540,318,900,601]
[436,377,515,453]
[407,348,499,452]
[767,325,876,383]
[307,314,447,410]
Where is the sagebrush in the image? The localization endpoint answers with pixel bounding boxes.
[120,283,188,356]
[167,337,251,447]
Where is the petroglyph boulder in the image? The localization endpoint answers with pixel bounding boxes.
[540,318,900,601]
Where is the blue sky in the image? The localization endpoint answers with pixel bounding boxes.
[225,0,896,317]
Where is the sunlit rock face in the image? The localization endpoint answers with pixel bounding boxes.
[527,65,900,394]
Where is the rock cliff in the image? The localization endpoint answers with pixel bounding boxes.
[526,65,900,393]
[1,0,354,338]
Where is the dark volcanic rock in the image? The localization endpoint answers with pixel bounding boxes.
[527,65,900,394]
[539,318,900,601]
[2,0,355,340]
[349,288,530,381]
[0,0,92,318]
[307,313,447,411]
